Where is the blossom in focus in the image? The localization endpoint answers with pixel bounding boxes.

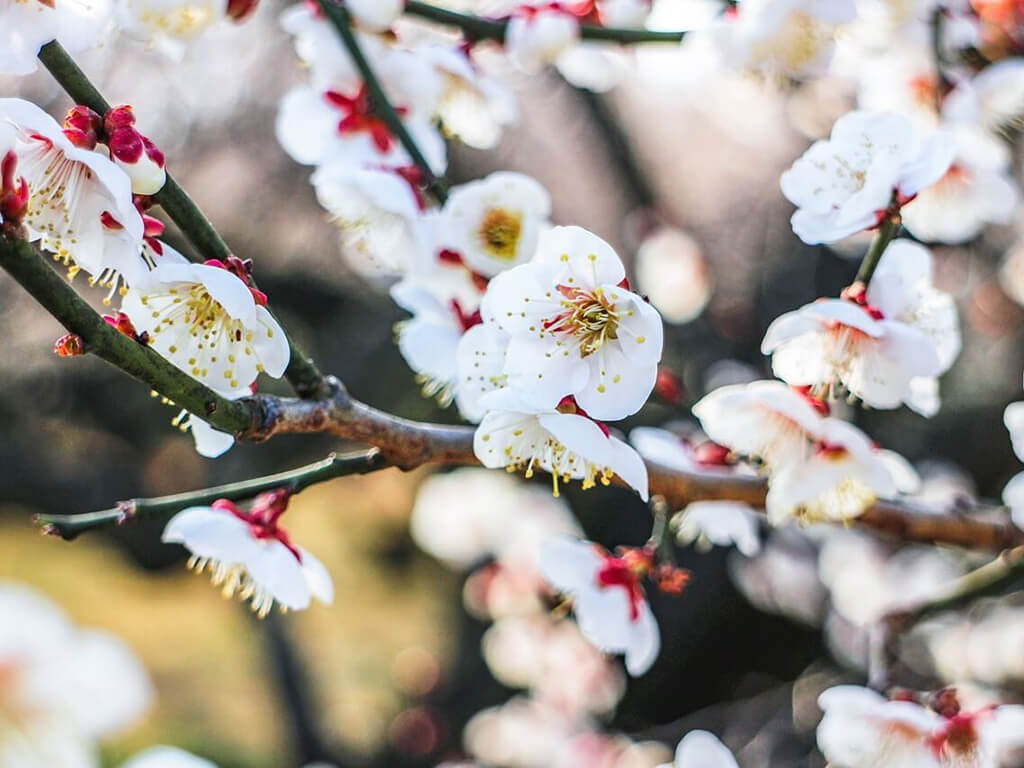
[345,0,402,31]
[0,583,153,768]
[162,492,334,617]
[473,391,649,499]
[481,225,663,421]
[762,240,960,414]
[657,730,739,768]
[633,227,711,325]
[673,501,761,556]
[780,110,954,244]
[505,5,581,74]
[0,98,144,278]
[817,686,1024,768]
[901,126,1019,244]
[311,164,427,277]
[438,171,551,278]
[0,0,110,75]
[539,536,660,676]
[102,105,167,196]
[455,322,510,423]
[120,258,289,392]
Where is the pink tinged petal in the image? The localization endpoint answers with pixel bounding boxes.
[251,306,290,379]
[537,226,625,288]
[245,541,313,611]
[539,536,604,594]
[503,334,590,411]
[675,731,740,768]
[120,746,218,768]
[806,299,886,337]
[298,548,334,605]
[614,290,664,367]
[624,600,660,676]
[189,417,235,458]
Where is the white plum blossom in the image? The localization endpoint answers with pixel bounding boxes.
[438,171,551,278]
[311,164,427,277]
[780,110,954,244]
[634,227,710,325]
[674,501,761,556]
[455,322,510,423]
[0,583,153,768]
[943,57,1024,134]
[481,225,663,421]
[345,0,402,31]
[505,5,581,74]
[762,240,960,414]
[473,390,649,499]
[817,686,1024,768]
[0,98,144,278]
[0,0,111,76]
[901,126,1019,244]
[540,536,660,676]
[114,0,241,58]
[162,495,334,617]
[120,259,290,392]
[657,731,739,768]
[629,425,739,475]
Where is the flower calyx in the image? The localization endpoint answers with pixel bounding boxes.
[0,151,29,233]
[213,489,302,562]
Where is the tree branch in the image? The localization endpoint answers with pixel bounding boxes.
[318,0,450,203]
[403,1,688,44]
[35,449,386,539]
[36,41,327,399]
[855,212,902,286]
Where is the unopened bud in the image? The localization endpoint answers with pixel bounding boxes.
[62,105,102,149]
[54,333,86,357]
[654,367,684,405]
[104,105,166,195]
[227,0,261,20]
[692,441,732,467]
[103,311,147,343]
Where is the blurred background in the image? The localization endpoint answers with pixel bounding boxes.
[2,1,1024,766]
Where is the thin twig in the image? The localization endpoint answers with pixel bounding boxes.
[855,212,902,286]
[35,449,386,539]
[318,0,450,203]
[36,41,327,399]
[403,1,687,44]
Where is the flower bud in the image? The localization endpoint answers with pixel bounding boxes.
[226,0,260,21]
[53,333,86,357]
[104,106,167,195]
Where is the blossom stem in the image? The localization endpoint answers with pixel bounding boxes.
[318,0,450,203]
[402,1,688,44]
[855,212,902,286]
[36,41,328,399]
[35,449,386,539]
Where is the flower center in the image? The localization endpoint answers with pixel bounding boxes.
[477,208,523,261]
[596,554,649,622]
[325,85,405,154]
[545,286,619,357]
[140,5,217,37]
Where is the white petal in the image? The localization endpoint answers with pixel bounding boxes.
[675,731,740,768]
[539,536,603,594]
[120,747,218,768]
[244,541,313,611]
[299,548,334,606]
[536,226,625,288]
[189,417,235,459]
[624,600,660,676]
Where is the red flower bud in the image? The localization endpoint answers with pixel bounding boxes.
[53,333,86,357]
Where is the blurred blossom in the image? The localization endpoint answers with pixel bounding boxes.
[0,583,153,768]
[909,459,977,510]
[657,730,739,768]
[554,732,668,768]
[729,528,827,626]
[673,501,762,557]
[634,227,711,325]
[998,236,1024,308]
[629,425,741,475]
[701,359,760,392]
[464,696,581,767]
[926,600,1024,685]
[482,615,626,717]
[120,746,217,768]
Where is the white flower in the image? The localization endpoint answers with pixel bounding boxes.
[901,126,1019,244]
[554,42,633,93]
[473,390,649,499]
[692,380,828,470]
[415,45,518,149]
[674,501,761,556]
[762,240,960,414]
[115,0,230,58]
[780,110,954,244]
[1002,402,1024,531]
[764,417,898,524]
[439,171,551,278]
[345,0,402,31]
[311,164,427,277]
[598,0,652,28]
[657,731,739,768]
[162,497,334,617]
[539,536,660,676]
[505,5,581,74]
[634,227,710,325]
[120,747,218,768]
[629,425,740,474]
[817,686,1024,768]
[455,322,510,423]
[481,225,663,421]
[943,58,1024,134]
[0,583,153,768]
[710,0,857,79]
[120,259,290,392]
[0,0,111,75]
[0,98,144,278]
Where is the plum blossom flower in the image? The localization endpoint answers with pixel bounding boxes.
[762,240,960,414]
[114,0,255,58]
[657,730,739,768]
[438,171,551,278]
[455,322,510,423]
[505,4,581,74]
[473,390,649,499]
[162,491,334,617]
[102,105,167,196]
[943,58,1024,134]
[539,536,660,676]
[345,0,402,31]
[481,225,663,421]
[780,110,954,244]
[673,501,761,556]
[0,98,144,278]
[311,164,427,277]
[634,227,710,325]
[901,126,1019,244]
[0,0,111,76]
[0,583,153,768]
[817,686,1024,768]
[120,257,289,392]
